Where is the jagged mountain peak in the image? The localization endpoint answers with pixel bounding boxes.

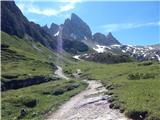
[42,22,59,37]
[92,32,121,45]
[106,32,121,45]
[50,23,58,29]
[107,32,113,36]
[71,13,79,19]
[43,24,49,30]
[71,13,82,22]
[62,13,92,40]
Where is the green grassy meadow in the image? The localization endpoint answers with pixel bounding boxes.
[1,32,87,120]
[64,61,160,120]
[2,79,87,120]
[1,31,160,120]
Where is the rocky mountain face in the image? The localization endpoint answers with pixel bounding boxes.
[81,52,133,64]
[1,1,56,49]
[106,32,121,45]
[62,13,92,40]
[2,1,89,54]
[63,39,89,54]
[119,45,160,61]
[43,13,92,41]
[91,44,160,61]
[92,32,120,45]
[2,1,159,61]
[42,23,59,37]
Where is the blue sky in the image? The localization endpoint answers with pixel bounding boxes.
[15,0,160,45]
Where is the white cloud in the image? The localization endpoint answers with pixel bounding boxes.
[28,5,58,16]
[17,3,25,12]
[16,1,79,16]
[101,22,160,32]
[60,3,75,12]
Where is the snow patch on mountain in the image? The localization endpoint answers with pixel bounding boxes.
[93,45,107,53]
[111,44,121,48]
[54,31,59,36]
[91,43,160,61]
[155,54,160,61]
[73,55,81,60]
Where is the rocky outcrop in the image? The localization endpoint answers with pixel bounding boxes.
[1,76,59,91]
[63,39,89,54]
[81,53,133,64]
[42,23,59,37]
[50,23,59,35]
[106,32,121,45]
[93,32,121,45]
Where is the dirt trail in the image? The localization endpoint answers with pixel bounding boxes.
[46,80,130,120]
[55,65,69,80]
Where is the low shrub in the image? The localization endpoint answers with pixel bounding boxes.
[65,83,80,91]
[126,110,148,120]
[128,73,141,80]
[142,73,155,79]
[42,91,50,95]
[52,88,65,95]
[20,96,37,108]
[138,61,153,66]
[17,108,27,119]
[128,73,156,80]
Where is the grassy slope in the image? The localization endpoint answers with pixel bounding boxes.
[64,61,160,119]
[2,80,87,120]
[1,31,56,81]
[1,32,87,119]
[1,32,73,81]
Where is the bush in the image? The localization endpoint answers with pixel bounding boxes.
[65,83,80,91]
[42,91,50,95]
[138,61,153,66]
[20,96,37,108]
[83,53,134,64]
[142,73,155,79]
[128,73,156,80]
[126,110,148,120]
[128,73,141,80]
[52,88,65,95]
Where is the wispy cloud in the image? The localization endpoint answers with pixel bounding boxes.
[101,22,160,32]
[17,0,80,16]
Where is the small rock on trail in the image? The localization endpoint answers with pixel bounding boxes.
[46,80,130,120]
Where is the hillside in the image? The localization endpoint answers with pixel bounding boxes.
[1,32,73,90]
[1,31,88,119]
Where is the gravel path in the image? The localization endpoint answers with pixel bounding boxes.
[46,80,130,120]
[55,65,69,80]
